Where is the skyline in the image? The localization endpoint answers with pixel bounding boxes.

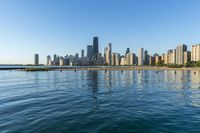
[1,0,200,64]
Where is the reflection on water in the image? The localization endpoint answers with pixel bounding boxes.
[87,70,99,96]
[0,70,200,133]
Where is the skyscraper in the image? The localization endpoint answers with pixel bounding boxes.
[126,53,130,65]
[184,51,191,64]
[176,44,187,65]
[191,44,200,61]
[93,36,99,59]
[115,53,120,66]
[34,54,39,65]
[87,45,93,58]
[111,53,116,66]
[155,55,161,65]
[130,53,136,65]
[167,49,176,64]
[46,55,51,65]
[120,57,126,66]
[81,49,84,58]
[105,43,112,66]
[144,50,149,65]
[59,57,65,66]
[125,48,130,55]
[75,53,79,58]
[138,48,144,66]
[97,53,103,64]
[149,56,155,66]
[53,54,59,65]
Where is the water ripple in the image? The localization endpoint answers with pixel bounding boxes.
[0,70,200,133]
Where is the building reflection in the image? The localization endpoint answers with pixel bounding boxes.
[189,70,200,107]
[135,70,145,89]
[87,70,99,97]
[190,70,200,89]
[164,70,200,107]
[124,70,134,87]
[86,70,100,111]
[104,70,112,88]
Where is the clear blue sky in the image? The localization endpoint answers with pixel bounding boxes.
[0,0,200,64]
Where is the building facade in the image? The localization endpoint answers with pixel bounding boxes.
[138,48,144,66]
[87,45,93,58]
[93,36,99,59]
[176,44,187,65]
[34,54,39,65]
[191,44,200,61]
[105,43,112,66]
[184,51,191,64]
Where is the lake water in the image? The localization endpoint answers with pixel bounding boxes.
[0,70,200,133]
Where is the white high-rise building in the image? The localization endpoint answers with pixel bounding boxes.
[120,57,126,66]
[191,44,200,61]
[111,53,115,66]
[126,53,130,65]
[166,49,176,64]
[130,53,135,65]
[115,53,120,66]
[138,48,144,66]
[176,44,187,65]
[171,49,176,64]
[105,43,112,66]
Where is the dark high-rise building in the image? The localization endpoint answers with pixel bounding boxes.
[81,49,84,58]
[53,54,57,63]
[34,54,39,65]
[144,50,149,65]
[87,45,93,58]
[93,36,99,58]
[53,54,59,65]
[75,53,79,58]
[126,48,130,55]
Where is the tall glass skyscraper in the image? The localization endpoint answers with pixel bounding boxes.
[34,54,39,66]
[87,45,93,58]
[93,37,99,58]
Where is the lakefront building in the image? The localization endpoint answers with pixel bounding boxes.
[176,44,187,65]
[191,44,200,61]
[38,37,198,66]
[111,53,116,66]
[130,53,136,65]
[165,49,176,64]
[138,48,144,66]
[144,50,149,65]
[81,50,84,58]
[184,51,191,64]
[87,45,93,59]
[47,55,52,66]
[125,53,131,65]
[155,55,161,65]
[120,56,126,66]
[93,36,99,60]
[105,43,112,66]
[149,56,155,66]
[34,54,39,66]
[115,53,120,66]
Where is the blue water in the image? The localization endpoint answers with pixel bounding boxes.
[0,70,200,133]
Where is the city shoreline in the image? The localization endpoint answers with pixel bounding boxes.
[1,66,200,71]
[53,66,200,71]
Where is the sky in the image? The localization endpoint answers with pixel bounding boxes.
[0,0,200,64]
